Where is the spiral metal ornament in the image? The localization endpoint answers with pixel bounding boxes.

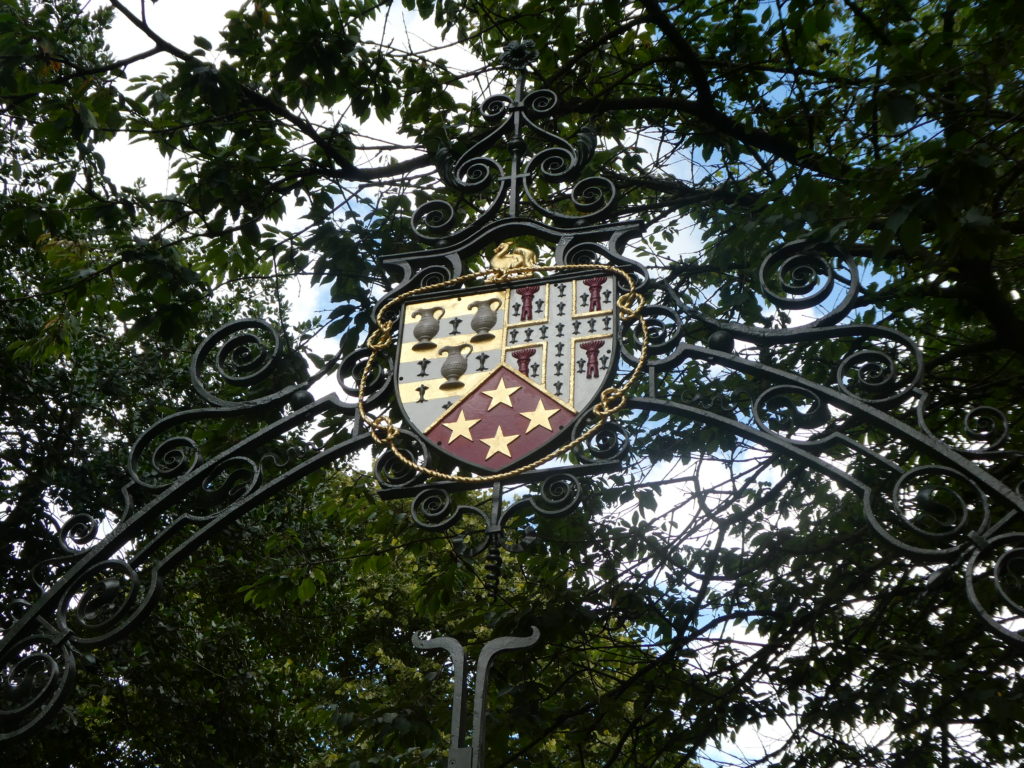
[129,433,201,490]
[522,88,556,116]
[529,145,575,181]
[411,199,459,240]
[531,474,584,516]
[966,534,1024,644]
[191,319,284,406]
[459,157,501,191]
[835,336,922,405]
[570,176,617,215]
[963,406,1010,451]
[411,264,455,289]
[58,514,102,552]
[621,304,683,366]
[756,241,857,327]
[572,420,630,464]
[759,244,836,310]
[836,348,899,400]
[867,467,990,558]
[523,173,618,223]
[59,560,151,645]
[480,94,513,121]
[644,305,684,355]
[0,637,74,740]
[753,385,832,441]
[191,456,261,519]
[410,488,463,530]
[373,437,427,489]
[338,346,391,409]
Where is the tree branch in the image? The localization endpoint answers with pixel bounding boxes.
[637,0,713,104]
[561,95,849,178]
[105,0,430,183]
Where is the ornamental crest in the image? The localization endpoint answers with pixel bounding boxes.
[394,271,618,472]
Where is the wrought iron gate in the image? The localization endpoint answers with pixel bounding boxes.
[3,41,1023,760]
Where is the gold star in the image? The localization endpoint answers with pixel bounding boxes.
[482,378,520,410]
[521,399,560,433]
[481,426,520,459]
[441,411,480,443]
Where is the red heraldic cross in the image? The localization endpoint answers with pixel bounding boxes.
[424,365,576,471]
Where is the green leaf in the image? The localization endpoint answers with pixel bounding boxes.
[296,577,316,602]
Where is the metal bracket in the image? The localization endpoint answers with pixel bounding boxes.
[413,627,541,768]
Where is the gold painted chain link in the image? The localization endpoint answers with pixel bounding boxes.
[356,263,649,483]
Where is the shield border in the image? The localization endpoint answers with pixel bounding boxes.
[393,271,620,473]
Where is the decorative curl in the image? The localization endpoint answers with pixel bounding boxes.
[758,244,836,311]
[59,560,151,645]
[411,488,462,530]
[966,533,1024,646]
[451,156,501,193]
[569,176,617,215]
[572,420,630,463]
[190,456,261,519]
[191,319,284,406]
[58,514,101,552]
[963,406,1010,451]
[522,88,557,116]
[411,199,457,239]
[373,439,425,488]
[633,305,682,361]
[530,146,575,182]
[753,385,831,441]
[865,466,990,559]
[892,467,976,541]
[412,265,455,289]
[480,94,513,121]
[338,347,390,409]
[562,244,602,266]
[835,346,914,404]
[0,637,75,739]
[129,434,201,490]
[530,474,583,516]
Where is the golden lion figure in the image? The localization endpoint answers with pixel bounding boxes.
[487,240,539,281]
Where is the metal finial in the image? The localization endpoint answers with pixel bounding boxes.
[498,39,538,71]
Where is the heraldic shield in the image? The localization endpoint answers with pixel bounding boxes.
[395,273,618,472]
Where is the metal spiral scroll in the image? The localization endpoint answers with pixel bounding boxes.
[757,240,859,327]
[967,534,1024,644]
[914,394,1021,459]
[0,636,74,741]
[865,467,991,559]
[7,37,1024,754]
[405,475,585,596]
[411,66,615,244]
[191,319,286,407]
[0,319,365,742]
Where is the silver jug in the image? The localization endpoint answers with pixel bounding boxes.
[468,297,502,341]
[411,306,445,350]
[439,344,473,389]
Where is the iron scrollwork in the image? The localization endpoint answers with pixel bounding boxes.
[4,41,1024,753]
[0,319,370,740]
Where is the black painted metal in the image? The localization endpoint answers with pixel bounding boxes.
[3,42,1024,749]
[413,626,541,768]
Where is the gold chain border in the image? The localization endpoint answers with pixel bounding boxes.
[357,263,649,483]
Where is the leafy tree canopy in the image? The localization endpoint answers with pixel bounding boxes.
[3,0,1024,766]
